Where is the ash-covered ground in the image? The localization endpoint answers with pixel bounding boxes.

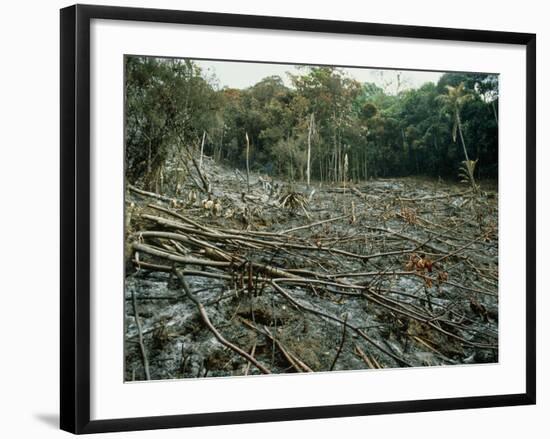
[125,160,498,381]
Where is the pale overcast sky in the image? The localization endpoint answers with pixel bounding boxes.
[195,59,443,94]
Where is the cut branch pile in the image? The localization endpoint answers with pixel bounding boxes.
[125,176,498,380]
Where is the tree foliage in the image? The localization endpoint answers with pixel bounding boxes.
[126,56,499,188]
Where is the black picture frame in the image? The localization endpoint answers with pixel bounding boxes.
[60,4,536,434]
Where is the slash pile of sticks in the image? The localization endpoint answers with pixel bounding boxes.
[126,180,499,379]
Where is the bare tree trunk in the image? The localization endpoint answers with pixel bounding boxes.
[306,113,314,188]
[147,140,152,175]
[364,148,368,180]
[131,288,150,380]
[456,110,475,184]
[245,132,250,193]
[343,152,348,195]
[199,130,206,171]
[334,149,337,184]
[456,110,470,162]
[176,133,210,193]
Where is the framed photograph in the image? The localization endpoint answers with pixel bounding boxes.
[60,4,536,434]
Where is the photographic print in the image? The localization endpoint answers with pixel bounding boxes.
[124,56,499,382]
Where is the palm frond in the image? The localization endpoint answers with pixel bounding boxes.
[458,159,479,191]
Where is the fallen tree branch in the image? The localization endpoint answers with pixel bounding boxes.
[240,318,313,373]
[330,313,348,371]
[174,269,271,374]
[131,288,151,380]
[128,184,180,203]
[271,280,412,367]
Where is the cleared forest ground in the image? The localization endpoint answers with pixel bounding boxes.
[124,158,498,381]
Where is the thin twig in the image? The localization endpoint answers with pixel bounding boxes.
[330,313,348,371]
[131,289,151,380]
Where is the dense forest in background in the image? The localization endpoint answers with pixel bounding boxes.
[125,56,498,191]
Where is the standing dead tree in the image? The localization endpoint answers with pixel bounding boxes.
[199,130,206,171]
[306,113,315,189]
[245,132,251,193]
